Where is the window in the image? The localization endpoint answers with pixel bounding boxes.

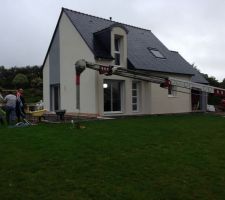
[104,79,123,112]
[132,81,140,112]
[115,37,120,51]
[50,84,60,111]
[114,36,121,65]
[148,48,165,59]
[168,85,177,97]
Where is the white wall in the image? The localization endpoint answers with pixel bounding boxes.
[43,56,50,111]
[96,69,192,116]
[59,13,97,114]
[150,74,191,114]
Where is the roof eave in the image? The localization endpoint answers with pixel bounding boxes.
[129,67,195,76]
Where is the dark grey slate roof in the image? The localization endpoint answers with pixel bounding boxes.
[63,8,208,84]
[191,70,208,84]
[170,51,208,84]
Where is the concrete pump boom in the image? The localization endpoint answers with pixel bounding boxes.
[75,59,225,98]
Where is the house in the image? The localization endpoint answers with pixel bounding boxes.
[42,8,208,116]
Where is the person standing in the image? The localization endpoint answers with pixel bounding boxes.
[4,91,17,125]
[16,88,26,122]
[0,88,3,102]
[0,89,5,125]
[0,113,4,125]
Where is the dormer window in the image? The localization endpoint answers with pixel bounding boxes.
[110,25,128,67]
[114,35,122,65]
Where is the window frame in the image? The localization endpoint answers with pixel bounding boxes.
[103,79,124,114]
[50,84,60,111]
[132,81,140,112]
[114,35,122,66]
[148,47,166,59]
[168,85,177,97]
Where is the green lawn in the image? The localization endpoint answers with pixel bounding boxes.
[0,114,225,200]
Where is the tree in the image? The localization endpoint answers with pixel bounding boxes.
[31,77,43,88]
[220,78,225,89]
[12,73,29,88]
[203,74,220,87]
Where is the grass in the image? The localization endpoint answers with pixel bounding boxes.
[0,114,225,199]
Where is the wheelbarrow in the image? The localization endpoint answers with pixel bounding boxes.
[26,109,47,122]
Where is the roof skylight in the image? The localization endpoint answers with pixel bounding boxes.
[148,48,165,59]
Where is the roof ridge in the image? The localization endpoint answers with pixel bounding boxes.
[62,7,152,33]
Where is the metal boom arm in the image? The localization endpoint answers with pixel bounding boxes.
[75,59,225,97]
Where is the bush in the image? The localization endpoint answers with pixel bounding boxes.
[23,88,42,103]
[31,77,43,88]
[12,73,29,88]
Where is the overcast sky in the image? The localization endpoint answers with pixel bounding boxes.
[0,0,225,81]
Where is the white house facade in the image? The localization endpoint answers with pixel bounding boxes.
[42,8,208,116]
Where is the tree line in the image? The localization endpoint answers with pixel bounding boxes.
[0,65,43,103]
[0,65,224,103]
[0,65,42,89]
[203,74,225,89]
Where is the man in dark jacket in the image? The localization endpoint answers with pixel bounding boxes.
[16,88,26,122]
[0,88,4,125]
